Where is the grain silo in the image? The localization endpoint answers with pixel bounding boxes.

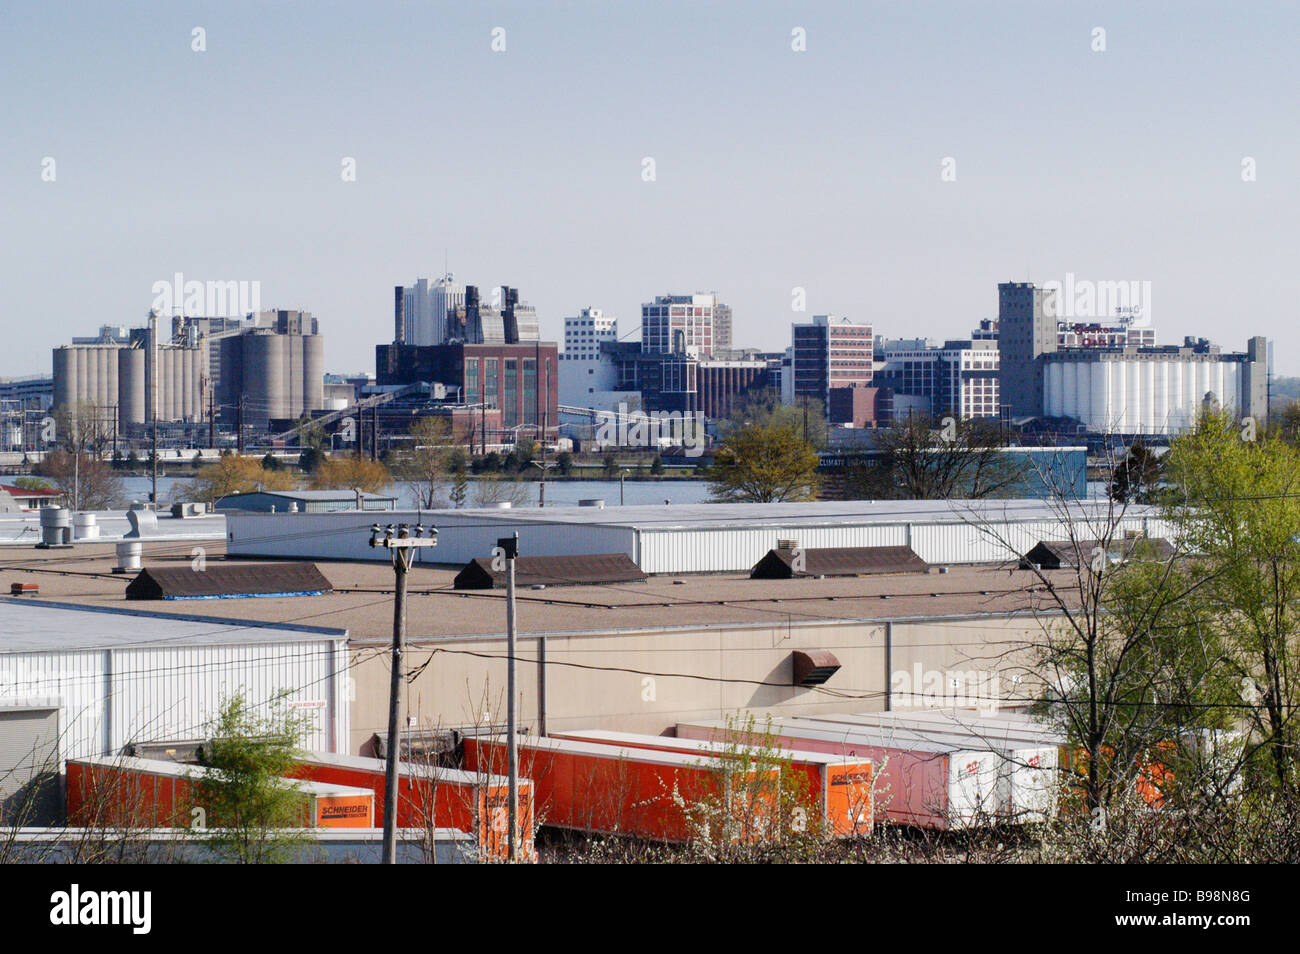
[117,347,146,425]
[52,344,122,419]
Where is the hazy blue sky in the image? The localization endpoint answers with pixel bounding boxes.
[3,1,1297,375]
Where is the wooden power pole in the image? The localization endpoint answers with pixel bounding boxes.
[369,521,438,864]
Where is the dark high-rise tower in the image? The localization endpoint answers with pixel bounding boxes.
[997,282,1057,419]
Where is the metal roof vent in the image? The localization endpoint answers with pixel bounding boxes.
[792,649,842,687]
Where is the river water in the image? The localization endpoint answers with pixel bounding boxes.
[121,476,716,509]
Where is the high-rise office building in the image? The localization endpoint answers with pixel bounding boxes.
[641,293,716,357]
[874,331,1000,421]
[790,315,874,406]
[563,307,618,357]
[394,275,465,346]
[713,301,733,353]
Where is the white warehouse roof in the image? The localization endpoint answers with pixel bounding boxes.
[0,598,345,653]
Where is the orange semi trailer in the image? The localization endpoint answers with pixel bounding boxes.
[462,734,778,843]
[287,751,535,861]
[551,729,874,836]
[67,756,374,829]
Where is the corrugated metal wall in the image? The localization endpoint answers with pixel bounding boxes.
[0,639,346,763]
[227,511,637,567]
[636,514,1173,573]
[228,508,1172,575]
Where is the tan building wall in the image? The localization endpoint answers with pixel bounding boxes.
[346,613,1055,754]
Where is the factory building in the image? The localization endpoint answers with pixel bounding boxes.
[21,540,1077,761]
[215,313,326,429]
[997,281,1269,434]
[52,336,206,428]
[1042,336,1269,435]
[52,310,326,432]
[376,341,560,440]
[226,499,1168,574]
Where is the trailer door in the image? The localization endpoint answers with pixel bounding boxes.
[0,706,61,825]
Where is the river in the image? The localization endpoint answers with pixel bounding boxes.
[121,476,717,509]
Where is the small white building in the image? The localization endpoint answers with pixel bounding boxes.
[0,599,350,823]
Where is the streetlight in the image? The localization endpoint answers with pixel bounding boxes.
[620,467,630,506]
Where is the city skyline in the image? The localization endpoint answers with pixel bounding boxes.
[3,1,1297,376]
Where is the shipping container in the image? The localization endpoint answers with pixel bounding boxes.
[66,756,374,829]
[796,713,1060,823]
[677,717,1002,830]
[288,750,535,861]
[877,710,1245,809]
[462,734,777,843]
[549,728,873,836]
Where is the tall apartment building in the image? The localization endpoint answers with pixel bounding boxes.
[790,315,874,406]
[641,293,717,357]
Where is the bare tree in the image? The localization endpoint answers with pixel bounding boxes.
[398,416,454,509]
[846,414,1026,500]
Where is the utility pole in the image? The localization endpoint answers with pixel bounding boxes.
[237,394,245,454]
[372,404,379,462]
[150,310,159,509]
[369,521,438,864]
[208,382,215,450]
[497,532,521,862]
[71,402,79,513]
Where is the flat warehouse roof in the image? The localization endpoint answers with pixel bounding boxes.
[0,597,347,653]
[6,543,1075,643]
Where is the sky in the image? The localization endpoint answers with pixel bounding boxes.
[2,1,1297,376]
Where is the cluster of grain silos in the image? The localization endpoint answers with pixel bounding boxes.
[52,345,120,414]
[55,309,325,432]
[1044,355,1241,435]
[219,329,324,427]
[52,341,206,428]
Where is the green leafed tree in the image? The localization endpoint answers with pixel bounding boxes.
[1163,409,1300,794]
[707,423,819,503]
[719,388,828,450]
[194,692,313,864]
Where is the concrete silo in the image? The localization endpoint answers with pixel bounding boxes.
[117,347,147,426]
[302,334,325,416]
